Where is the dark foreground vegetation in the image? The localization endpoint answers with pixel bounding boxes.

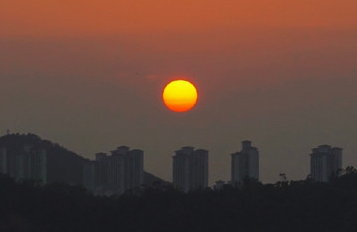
[1,170,357,232]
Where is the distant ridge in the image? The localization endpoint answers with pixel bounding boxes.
[0,133,168,187]
[144,171,170,186]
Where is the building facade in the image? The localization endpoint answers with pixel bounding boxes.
[0,145,47,183]
[310,145,342,182]
[173,146,208,192]
[231,140,259,185]
[84,146,144,195]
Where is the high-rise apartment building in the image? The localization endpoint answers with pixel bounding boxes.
[173,146,208,192]
[310,145,342,182]
[85,146,144,195]
[126,149,144,190]
[231,140,259,185]
[83,160,96,192]
[0,145,47,183]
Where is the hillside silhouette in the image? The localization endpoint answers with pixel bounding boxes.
[1,170,357,232]
[0,133,165,188]
[1,133,357,231]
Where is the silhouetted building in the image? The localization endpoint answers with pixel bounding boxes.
[0,144,47,183]
[23,147,47,183]
[231,140,259,185]
[83,160,96,191]
[173,146,208,192]
[310,145,342,182]
[85,146,144,195]
[126,149,144,190]
[0,134,163,194]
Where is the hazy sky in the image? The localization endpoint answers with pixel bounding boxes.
[1,0,357,184]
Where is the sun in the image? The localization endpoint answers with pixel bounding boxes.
[162,80,198,112]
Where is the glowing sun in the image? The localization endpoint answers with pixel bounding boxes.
[162,80,198,112]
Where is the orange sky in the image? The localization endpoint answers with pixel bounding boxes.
[1,1,357,184]
[1,0,357,37]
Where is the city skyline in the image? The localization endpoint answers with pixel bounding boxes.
[1,1,357,185]
[0,133,348,188]
[1,2,357,231]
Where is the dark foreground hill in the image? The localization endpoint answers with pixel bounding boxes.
[1,170,357,232]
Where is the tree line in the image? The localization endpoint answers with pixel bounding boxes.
[1,168,357,232]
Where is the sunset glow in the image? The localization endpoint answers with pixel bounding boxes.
[1,0,357,187]
[162,80,198,112]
